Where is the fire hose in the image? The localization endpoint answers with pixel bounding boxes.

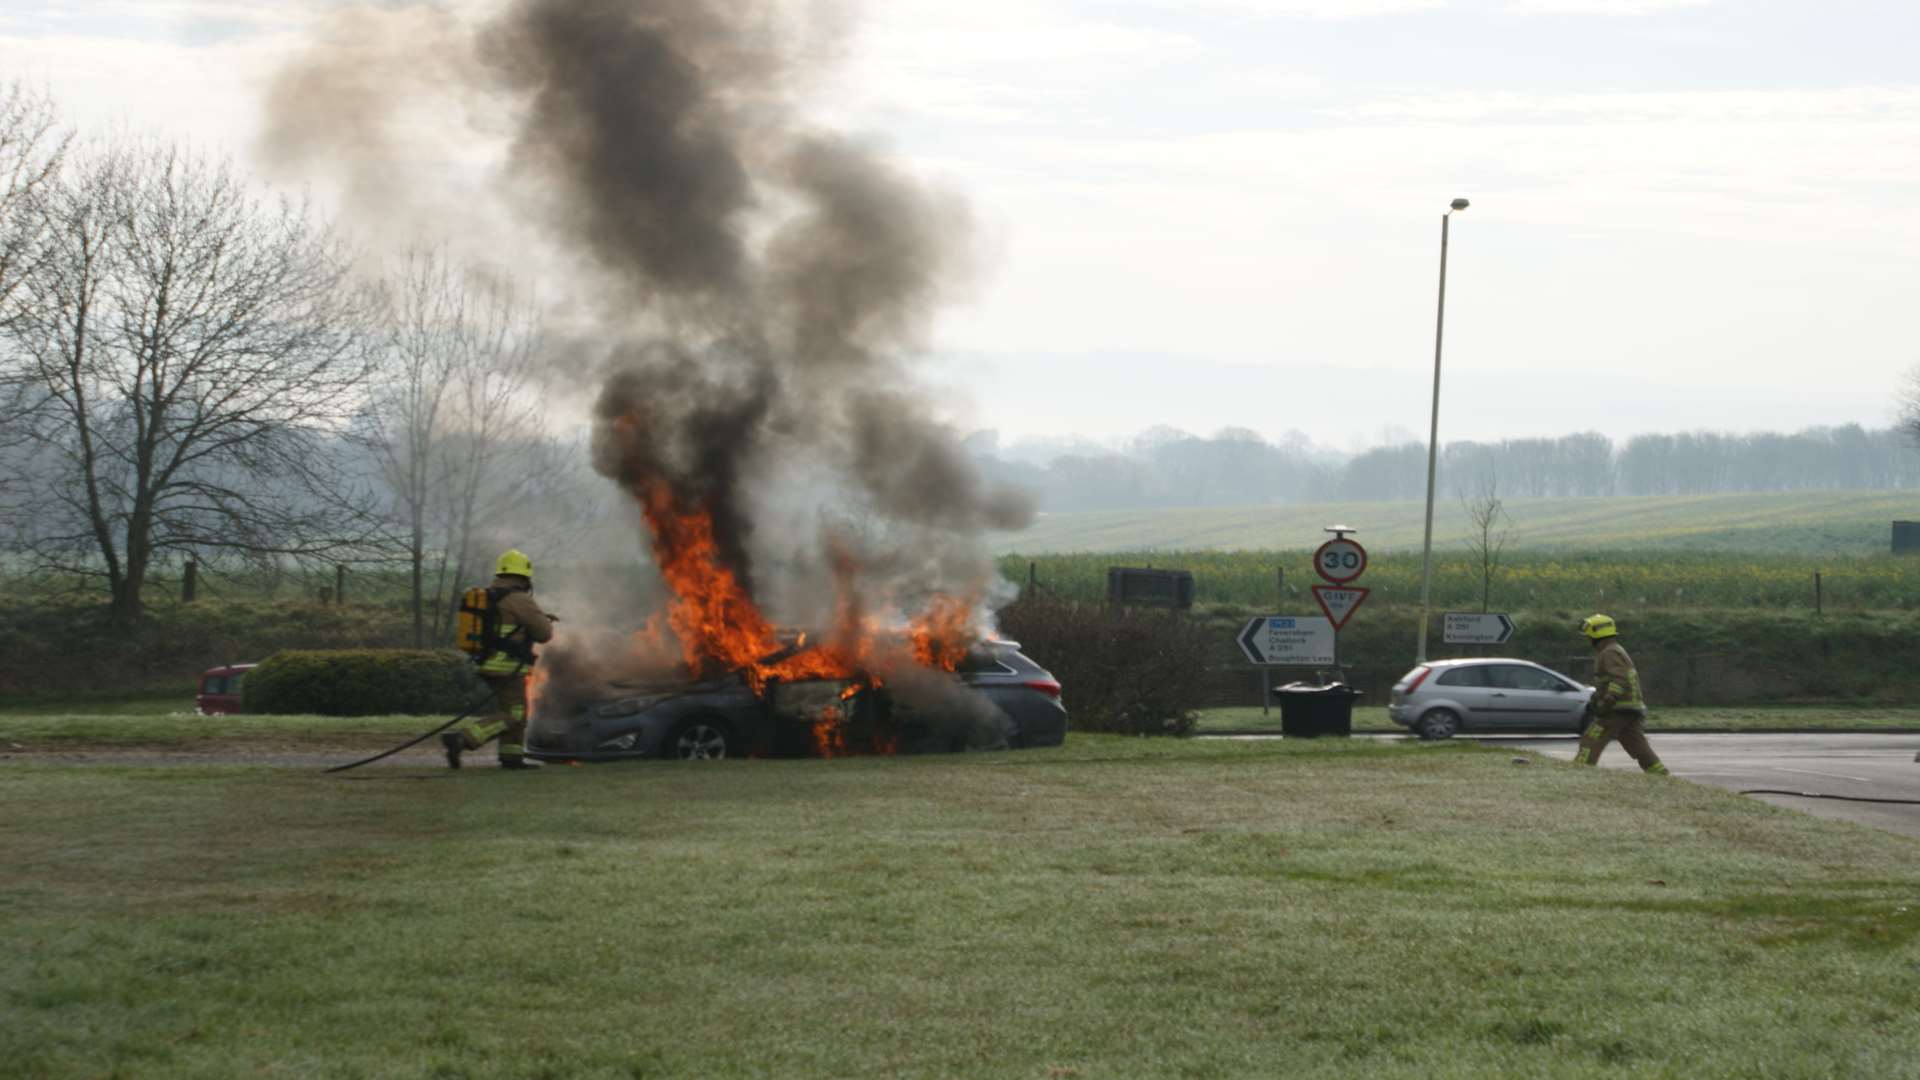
[1736,789,1920,806]
[324,690,500,774]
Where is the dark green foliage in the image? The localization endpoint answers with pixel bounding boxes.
[0,596,418,695]
[243,649,483,717]
[997,595,1210,735]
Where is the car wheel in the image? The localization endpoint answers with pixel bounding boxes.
[1415,708,1461,740]
[666,717,735,760]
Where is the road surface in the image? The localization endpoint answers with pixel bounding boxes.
[1482,732,1920,840]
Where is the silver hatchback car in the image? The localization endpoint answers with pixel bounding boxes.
[1388,658,1594,739]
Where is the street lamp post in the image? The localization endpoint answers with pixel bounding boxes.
[1415,197,1470,665]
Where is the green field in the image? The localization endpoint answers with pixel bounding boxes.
[994,490,1919,556]
[5,737,1919,1078]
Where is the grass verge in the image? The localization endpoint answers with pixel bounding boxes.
[4,736,1918,1078]
[0,710,427,748]
[1194,705,1920,735]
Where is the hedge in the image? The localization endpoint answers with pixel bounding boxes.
[243,649,485,716]
[997,596,1210,735]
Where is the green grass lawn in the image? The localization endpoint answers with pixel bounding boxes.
[4,737,1917,1078]
[1195,705,1920,735]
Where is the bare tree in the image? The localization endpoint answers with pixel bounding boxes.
[0,84,71,502]
[3,140,379,622]
[0,82,68,327]
[359,246,573,645]
[1901,365,1920,450]
[1459,469,1514,613]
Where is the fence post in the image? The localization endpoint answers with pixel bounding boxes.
[182,558,197,603]
[336,564,347,606]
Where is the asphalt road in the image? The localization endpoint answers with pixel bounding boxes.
[1480,732,1920,840]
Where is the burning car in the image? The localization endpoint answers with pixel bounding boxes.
[526,639,1065,761]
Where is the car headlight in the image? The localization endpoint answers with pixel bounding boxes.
[596,733,639,750]
[595,698,645,718]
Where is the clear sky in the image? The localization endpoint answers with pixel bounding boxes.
[4,0,1914,449]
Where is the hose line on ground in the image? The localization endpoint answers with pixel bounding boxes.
[1738,789,1920,806]
[323,691,498,774]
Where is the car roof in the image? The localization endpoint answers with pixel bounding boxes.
[1423,657,1546,668]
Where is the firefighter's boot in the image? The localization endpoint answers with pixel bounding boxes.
[499,755,542,770]
[441,732,465,770]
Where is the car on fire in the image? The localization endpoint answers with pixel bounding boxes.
[526,639,1067,761]
[1387,657,1594,739]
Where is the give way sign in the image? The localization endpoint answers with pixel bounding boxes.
[1310,585,1369,630]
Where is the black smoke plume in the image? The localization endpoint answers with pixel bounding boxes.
[264,0,1032,652]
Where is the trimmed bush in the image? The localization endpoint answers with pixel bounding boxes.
[243,649,485,716]
[998,596,1210,735]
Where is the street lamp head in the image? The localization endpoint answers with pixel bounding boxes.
[1450,198,1470,212]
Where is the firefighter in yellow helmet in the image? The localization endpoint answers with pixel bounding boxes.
[1572,614,1669,775]
[443,549,555,770]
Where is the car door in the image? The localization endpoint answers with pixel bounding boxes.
[1484,664,1585,729]
[1430,665,1498,728]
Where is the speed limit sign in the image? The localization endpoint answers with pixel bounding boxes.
[1314,537,1367,584]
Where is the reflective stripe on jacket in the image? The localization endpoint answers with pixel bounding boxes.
[1592,640,1645,716]
[477,575,554,676]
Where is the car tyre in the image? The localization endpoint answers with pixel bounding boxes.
[1415,708,1461,741]
[665,717,736,760]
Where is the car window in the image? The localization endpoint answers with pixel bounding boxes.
[1486,665,1565,691]
[1434,666,1488,687]
[205,676,228,695]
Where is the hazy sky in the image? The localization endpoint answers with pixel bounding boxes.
[4,0,1914,449]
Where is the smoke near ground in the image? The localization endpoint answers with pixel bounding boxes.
[263,0,1033,682]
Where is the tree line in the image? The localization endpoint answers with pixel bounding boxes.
[0,85,596,632]
[971,424,1920,511]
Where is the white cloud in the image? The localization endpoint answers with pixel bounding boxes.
[1132,0,1445,16]
[1503,0,1715,14]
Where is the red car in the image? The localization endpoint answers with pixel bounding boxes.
[195,664,257,715]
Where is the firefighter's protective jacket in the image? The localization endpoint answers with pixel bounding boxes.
[477,574,555,676]
[1591,640,1646,716]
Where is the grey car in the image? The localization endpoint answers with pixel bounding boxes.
[1387,658,1593,740]
[527,640,1068,761]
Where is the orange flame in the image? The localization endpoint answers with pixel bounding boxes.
[631,477,985,757]
[909,592,975,672]
[526,659,549,721]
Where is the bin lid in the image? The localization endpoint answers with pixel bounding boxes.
[1274,681,1363,697]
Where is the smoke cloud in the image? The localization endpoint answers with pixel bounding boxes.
[264,0,1033,666]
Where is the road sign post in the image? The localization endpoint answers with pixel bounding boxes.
[1313,530,1368,679]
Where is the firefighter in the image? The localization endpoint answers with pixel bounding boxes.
[443,549,555,770]
[1572,613,1669,775]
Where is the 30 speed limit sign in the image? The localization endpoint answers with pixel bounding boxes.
[1314,537,1367,584]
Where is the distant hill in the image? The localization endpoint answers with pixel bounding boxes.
[992,491,1919,556]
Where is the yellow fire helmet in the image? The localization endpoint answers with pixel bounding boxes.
[495,549,534,581]
[1580,613,1618,640]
